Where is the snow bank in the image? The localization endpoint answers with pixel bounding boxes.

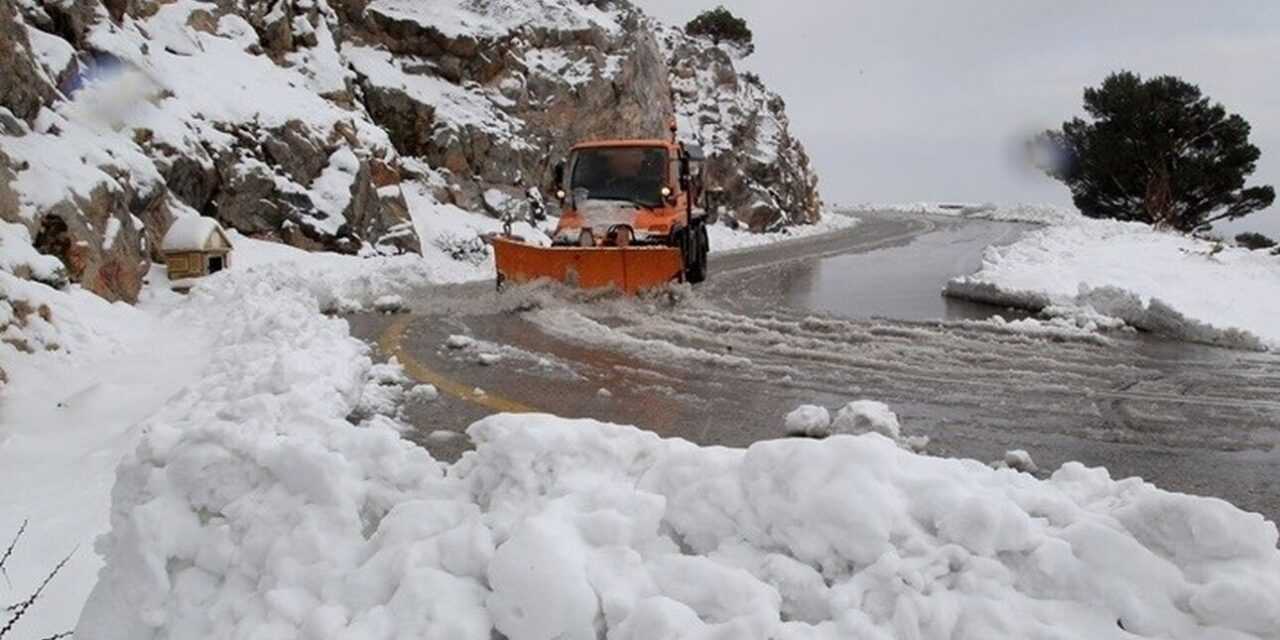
[946,219,1280,350]
[709,211,858,253]
[81,394,1280,638]
[847,202,1081,225]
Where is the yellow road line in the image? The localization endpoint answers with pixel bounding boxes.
[377,314,537,414]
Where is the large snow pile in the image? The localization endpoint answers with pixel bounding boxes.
[847,202,1081,225]
[79,398,1280,638]
[946,219,1280,350]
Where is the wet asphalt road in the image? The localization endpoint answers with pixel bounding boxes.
[349,211,1280,522]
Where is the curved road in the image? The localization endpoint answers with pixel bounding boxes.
[350,211,1280,522]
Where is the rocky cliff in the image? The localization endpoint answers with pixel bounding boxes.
[0,0,823,303]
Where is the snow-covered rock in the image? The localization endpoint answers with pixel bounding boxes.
[660,26,823,229]
[1,0,823,307]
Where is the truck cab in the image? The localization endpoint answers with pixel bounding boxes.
[490,134,710,293]
[551,139,706,255]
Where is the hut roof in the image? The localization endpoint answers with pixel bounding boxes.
[162,216,231,253]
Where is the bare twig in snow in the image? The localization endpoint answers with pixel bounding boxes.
[0,547,76,640]
[0,520,27,588]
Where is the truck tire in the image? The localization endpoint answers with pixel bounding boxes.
[686,224,708,284]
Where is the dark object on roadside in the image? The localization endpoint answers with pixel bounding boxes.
[1036,71,1275,233]
[685,6,754,56]
[1235,232,1277,251]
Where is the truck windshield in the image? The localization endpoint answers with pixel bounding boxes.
[570,147,667,208]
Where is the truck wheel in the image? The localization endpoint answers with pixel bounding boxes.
[686,225,708,284]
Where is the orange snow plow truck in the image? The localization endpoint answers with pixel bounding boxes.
[492,131,711,294]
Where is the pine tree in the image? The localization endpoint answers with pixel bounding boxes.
[1039,71,1274,232]
[685,6,754,56]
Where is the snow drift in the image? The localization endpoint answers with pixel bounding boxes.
[73,268,1280,639]
[946,219,1280,350]
[845,202,1081,225]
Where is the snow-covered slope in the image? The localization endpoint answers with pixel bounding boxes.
[659,25,823,229]
[946,219,1280,350]
[0,0,823,305]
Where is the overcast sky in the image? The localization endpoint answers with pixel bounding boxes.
[636,0,1280,237]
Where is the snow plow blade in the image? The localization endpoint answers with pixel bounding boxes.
[493,237,684,294]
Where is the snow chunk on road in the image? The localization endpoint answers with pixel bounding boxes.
[1001,449,1038,473]
[831,399,901,439]
[784,404,830,436]
[786,400,929,451]
[372,293,406,313]
[407,383,440,403]
[946,219,1280,350]
[446,334,476,350]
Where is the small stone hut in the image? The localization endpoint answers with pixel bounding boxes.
[162,216,232,286]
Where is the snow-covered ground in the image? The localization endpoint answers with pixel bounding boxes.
[4,192,1278,637]
[0,268,206,639]
[946,219,1280,350]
